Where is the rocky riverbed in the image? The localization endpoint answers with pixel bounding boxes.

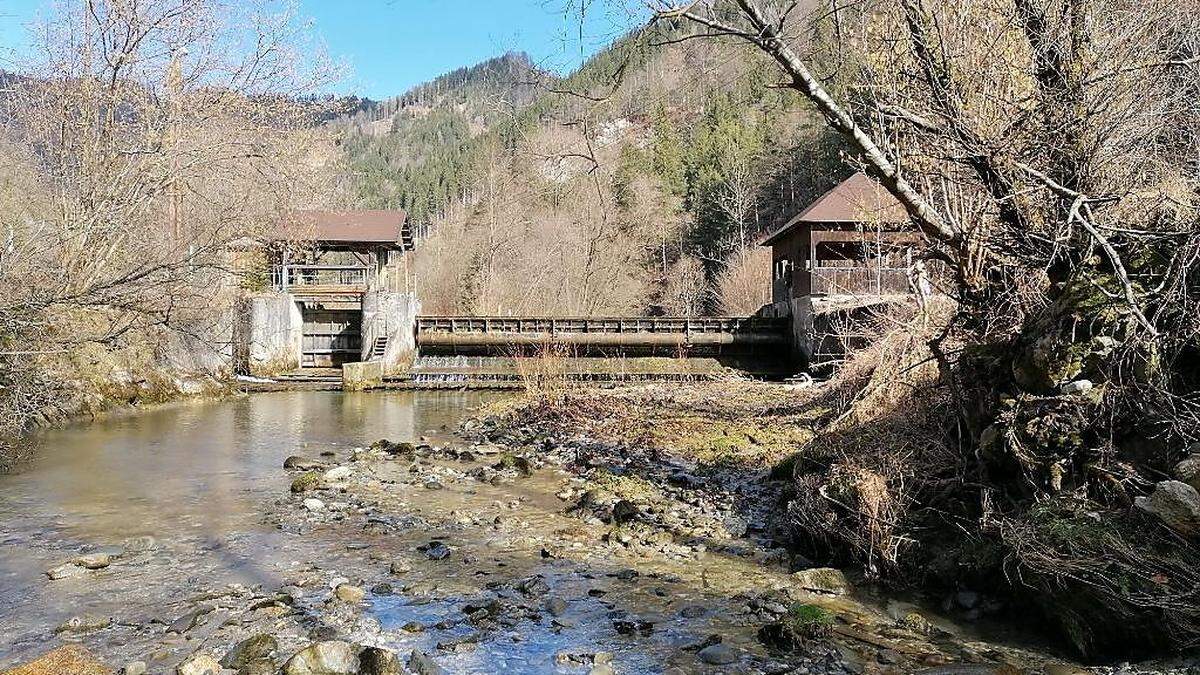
[3,389,1197,674]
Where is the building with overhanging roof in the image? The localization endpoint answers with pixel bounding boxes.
[279,210,415,250]
[241,209,419,372]
[760,172,917,302]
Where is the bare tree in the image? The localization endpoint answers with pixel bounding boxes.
[716,147,758,253]
[717,243,771,313]
[646,0,1200,655]
[662,255,710,314]
[0,0,339,456]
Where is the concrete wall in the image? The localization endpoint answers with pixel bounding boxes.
[758,296,813,373]
[343,360,384,390]
[360,291,420,375]
[342,360,384,390]
[247,293,302,375]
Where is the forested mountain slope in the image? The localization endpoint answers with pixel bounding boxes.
[338,27,848,316]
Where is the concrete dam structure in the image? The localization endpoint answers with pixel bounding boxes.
[239,173,926,390]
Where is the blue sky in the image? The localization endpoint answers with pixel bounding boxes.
[0,0,644,98]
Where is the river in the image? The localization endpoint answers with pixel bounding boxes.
[0,391,493,668]
[0,390,1111,674]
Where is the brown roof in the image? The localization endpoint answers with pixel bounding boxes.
[278,210,412,248]
[761,172,909,245]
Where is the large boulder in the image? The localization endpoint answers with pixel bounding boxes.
[333,584,366,603]
[697,643,740,666]
[282,641,358,675]
[176,653,221,675]
[357,647,401,675]
[284,456,325,471]
[290,471,323,494]
[1136,481,1200,537]
[3,645,111,675]
[406,651,446,675]
[791,567,851,595]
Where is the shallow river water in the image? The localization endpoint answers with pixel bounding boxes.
[0,391,494,667]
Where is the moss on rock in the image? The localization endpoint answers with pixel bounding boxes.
[290,471,322,493]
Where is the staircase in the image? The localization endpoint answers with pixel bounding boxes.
[370,336,389,361]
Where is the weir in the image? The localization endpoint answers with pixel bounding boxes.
[379,315,796,386]
[237,204,910,389]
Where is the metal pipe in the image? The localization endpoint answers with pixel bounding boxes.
[416,331,788,355]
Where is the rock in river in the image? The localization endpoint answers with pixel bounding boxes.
[358,647,401,675]
[221,633,277,675]
[45,563,85,580]
[55,615,112,634]
[303,498,326,512]
[290,471,323,494]
[6,645,109,675]
[75,553,112,569]
[334,583,366,603]
[1176,453,1200,492]
[612,499,639,524]
[545,596,569,617]
[418,540,451,560]
[791,567,851,595]
[323,466,353,482]
[679,604,708,618]
[407,650,446,675]
[1136,480,1200,537]
[284,455,324,470]
[283,641,358,675]
[168,605,214,634]
[697,643,740,666]
[176,652,222,675]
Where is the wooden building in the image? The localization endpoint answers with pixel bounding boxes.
[271,210,415,297]
[268,210,414,368]
[761,173,917,302]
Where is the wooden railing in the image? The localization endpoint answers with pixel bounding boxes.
[416,315,788,335]
[811,267,909,296]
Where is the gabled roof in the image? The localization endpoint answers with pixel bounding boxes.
[760,172,909,245]
[278,210,413,249]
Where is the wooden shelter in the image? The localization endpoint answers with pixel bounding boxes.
[270,210,414,298]
[760,173,917,302]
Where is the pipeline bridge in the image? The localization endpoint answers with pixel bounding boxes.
[376,315,796,387]
[414,315,789,355]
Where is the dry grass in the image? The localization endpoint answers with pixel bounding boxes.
[782,301,962,576]
[496,377,823,470]
[514,342,579,402]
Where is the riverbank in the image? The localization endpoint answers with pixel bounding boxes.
[464,380,1200,673]
[0,371,232,474]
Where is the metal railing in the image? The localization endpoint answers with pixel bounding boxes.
[272,265,371,292]
[416,315,788,335]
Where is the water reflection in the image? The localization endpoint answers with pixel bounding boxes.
[0,390,496,655]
